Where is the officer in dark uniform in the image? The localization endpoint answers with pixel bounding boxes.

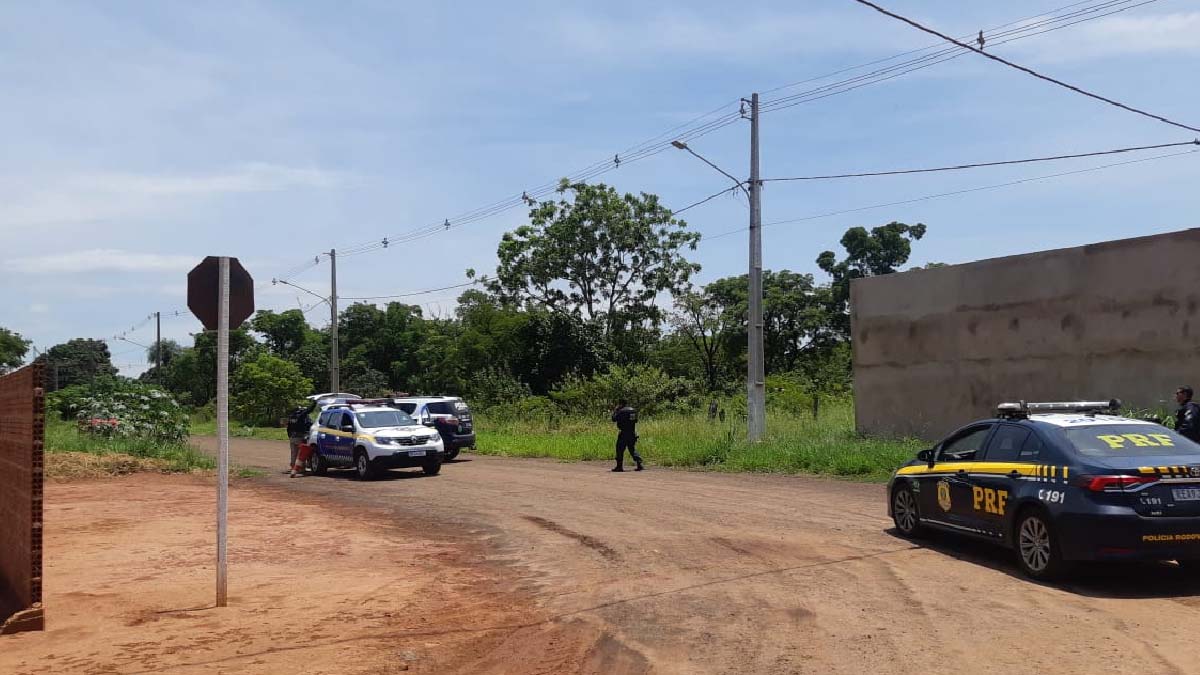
[1175,386,1200,443]
[611,399,644,472]
[286,400,317,471]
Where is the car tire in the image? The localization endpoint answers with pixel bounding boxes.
[423,456,442,476]
[891,482,924,537]
[1014,507,1068,580]
[308,451,327,476]
[444,447,460,461]
[354,449,376,481]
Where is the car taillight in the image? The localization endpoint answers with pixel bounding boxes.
[1080,475,1159,492]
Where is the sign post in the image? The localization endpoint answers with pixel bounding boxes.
[187,256,254,609]
[216,257,229,607]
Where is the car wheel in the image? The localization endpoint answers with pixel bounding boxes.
[891,483,924,537]
[1015,507,1068,580]
[307,451,327,476]
[423,456,442,476]
[443,447,460,461]
[354,450,376,480]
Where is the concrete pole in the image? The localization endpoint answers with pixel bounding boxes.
[155,311,161,383]
[747,93,766,442]
[216,257,229,607]
[329,249,339,393]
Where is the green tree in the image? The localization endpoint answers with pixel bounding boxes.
[817,221,926,338]
[38,338,118,391]
[701,270,832,376]
[250,309,309,356]
[670,289,736,392]
[146,339,183,367]
[0,327,31,373]
[232,353,313,426]
[485,179,701,339]
[342,366,391,398]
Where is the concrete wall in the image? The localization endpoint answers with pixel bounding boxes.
[0,363,44,634]
[852,229,1200,441]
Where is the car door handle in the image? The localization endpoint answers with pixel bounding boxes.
[956,469,969,478]
[1008,470,1021,478]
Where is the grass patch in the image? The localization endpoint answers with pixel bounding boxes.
[475,401,923,482]
[45,417,228,479]
[190,419,289,441]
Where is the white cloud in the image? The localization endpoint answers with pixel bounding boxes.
[6,249,198,274]
[0,163,350,231]
[1008,12,1200,63]
[29,303,49,314]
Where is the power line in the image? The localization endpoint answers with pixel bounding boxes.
[674,186,745,215]
[272,0,1159,279]
[701,147,1199,241]
[339,280,480,301]
[760,0,1160,114]
[762,140,1200,182]
[850,0,1199,133]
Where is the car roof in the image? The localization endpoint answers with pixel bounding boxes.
[975,413,1155,429]
[393,396,462,403]
[1026,413,1156,428]
[327,405,396,414]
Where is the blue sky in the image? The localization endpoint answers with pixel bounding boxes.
[2,0,1197,376]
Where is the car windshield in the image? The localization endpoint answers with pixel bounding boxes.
[355,410,414,429]
[1063,424,1200,456]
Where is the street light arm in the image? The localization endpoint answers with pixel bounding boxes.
[274,279,331,306]
[673,141,750,198]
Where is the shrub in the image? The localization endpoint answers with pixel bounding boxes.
[53,378,189,443]
[551,364,699,416]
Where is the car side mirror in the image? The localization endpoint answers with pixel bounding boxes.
[340,424,354,433]
[917,448,936,466]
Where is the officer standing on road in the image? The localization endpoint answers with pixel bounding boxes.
[286,400,317,472]
[611,399,644,472]
[1175,386,1200,443]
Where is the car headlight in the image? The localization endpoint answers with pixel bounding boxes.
[375,436,394,445]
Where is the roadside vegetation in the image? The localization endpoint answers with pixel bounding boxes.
[42,379,257,479]
[475,399,923,482]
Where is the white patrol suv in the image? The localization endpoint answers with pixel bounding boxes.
[308,402,445,479]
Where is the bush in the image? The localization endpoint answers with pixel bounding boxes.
[551,364,699,416]
[467,366,532,413]
[50,377,189,443]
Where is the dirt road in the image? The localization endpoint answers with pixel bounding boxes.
[182,436,1200,674]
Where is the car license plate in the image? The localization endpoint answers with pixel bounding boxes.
[408,450,426,457]
[1172,488,1200,501]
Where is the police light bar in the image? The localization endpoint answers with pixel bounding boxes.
[997,399,1122,418]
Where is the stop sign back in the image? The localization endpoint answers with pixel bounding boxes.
[187,256,255,330]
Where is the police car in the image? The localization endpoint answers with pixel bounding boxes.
[888,400,1200,579]
[307,401,445,480]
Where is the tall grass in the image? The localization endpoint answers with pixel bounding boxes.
[475,400,924,482]
[44,418,216,473]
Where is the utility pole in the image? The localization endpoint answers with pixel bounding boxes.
[747,92,766,442]
[329,249,339,393]
[155,311,161,383]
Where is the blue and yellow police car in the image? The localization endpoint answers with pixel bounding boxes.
[888,400,1200,579]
